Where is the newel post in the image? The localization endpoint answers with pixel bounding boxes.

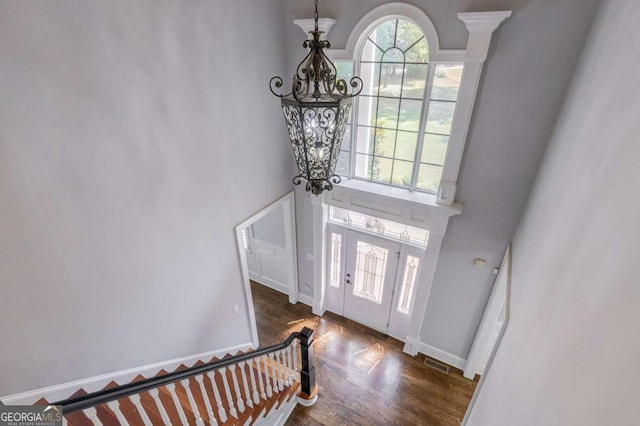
[298,327,318,405]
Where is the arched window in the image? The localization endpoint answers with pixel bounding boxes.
[336,17,463,194]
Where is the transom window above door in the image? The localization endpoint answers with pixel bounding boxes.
[335,17,464,194]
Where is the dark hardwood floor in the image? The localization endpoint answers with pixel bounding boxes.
[250,281,478,426]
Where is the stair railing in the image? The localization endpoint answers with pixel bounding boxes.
[52,327,316,425]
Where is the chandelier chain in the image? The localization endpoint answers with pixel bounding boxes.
[314,0,319,31]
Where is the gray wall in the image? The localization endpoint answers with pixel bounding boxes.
[285,0,600,360]
[252,204,286,249]
[468,1,640,423]
[0,0,290,396]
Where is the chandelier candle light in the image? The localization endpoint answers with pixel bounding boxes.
[270,0,362,195]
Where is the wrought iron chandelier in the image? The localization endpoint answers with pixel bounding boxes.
[270,0,362,195]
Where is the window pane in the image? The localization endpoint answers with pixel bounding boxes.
[374,128,396,159]
[394,131,418,161]
[354,18,433,190]
[353,242,388,304]
[329,206,430,248]
[421,133,448,166]
[360,62,381,97]
[371,19,397,52]
[378,64,404,97]
[425,101,456,135]
[431,64,463,101]
[341,124,352,152]
[329,233,343,288]
[375,97,400,129]
[357,95,377,126]
[335,60,354,82]
[404,37,429,63]
[416,163,443,193]
[391,160,414,186]
[397,255,420,314]
[356,125,374,154]
[402,64,428,98]
[398,99,422,132]
[371,157,392,184]
[396,20,426,53]
[382,47,404,63]
[355,153,372,179]
[336,150,350,176]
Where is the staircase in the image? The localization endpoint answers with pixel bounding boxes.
[36,328,317,425]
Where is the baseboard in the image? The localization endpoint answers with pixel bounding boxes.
[413,340,466,370]
[297,293,314,307]
[1,342,253,405]
[253,277,289,295]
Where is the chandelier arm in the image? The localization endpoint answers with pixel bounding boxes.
[269,76,292,98]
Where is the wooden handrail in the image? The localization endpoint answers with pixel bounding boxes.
[53,327,315,414]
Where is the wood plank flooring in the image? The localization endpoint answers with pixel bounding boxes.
[250,281,478,426]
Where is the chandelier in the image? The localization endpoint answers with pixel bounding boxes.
[270,0,362,195]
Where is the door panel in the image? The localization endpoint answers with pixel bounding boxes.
[344,230,400,332]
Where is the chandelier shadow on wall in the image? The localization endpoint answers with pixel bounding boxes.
[270,0,362,196]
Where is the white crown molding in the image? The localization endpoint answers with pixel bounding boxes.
[293,18,337,39]
[458,11,513,33]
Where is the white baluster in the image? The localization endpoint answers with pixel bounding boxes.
[166,383,189,425]
[261,355,273,398]
[106,400,130,426]
[195,374,217,425]
[129,394,153,426]
[180,379,205,426]
[149,388,172,425]
[238,361,253,408]
[277,350,286,391]
[229,364,246,413]
[286,344,294,385]
[287,346,295,385]
[292,340,299,381]
[268,353,280,393]
[219,367,238,419]
[82,407,103,426]
[207,370,228,422]
[279,349,288,387]
[255,356,267,400]
[248,359,260,405]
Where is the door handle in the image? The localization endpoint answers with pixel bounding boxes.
[346,273,351,285]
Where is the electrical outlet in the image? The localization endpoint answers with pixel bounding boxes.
[233,304,239,313]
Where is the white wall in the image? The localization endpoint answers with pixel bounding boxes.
[467,0,640,424]
[0,0,291,396]
[284,0,600,360]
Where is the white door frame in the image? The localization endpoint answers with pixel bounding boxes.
[235,191,299,348]
[311,185,461,352]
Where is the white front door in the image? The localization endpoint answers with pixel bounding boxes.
[343,230,400,333]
